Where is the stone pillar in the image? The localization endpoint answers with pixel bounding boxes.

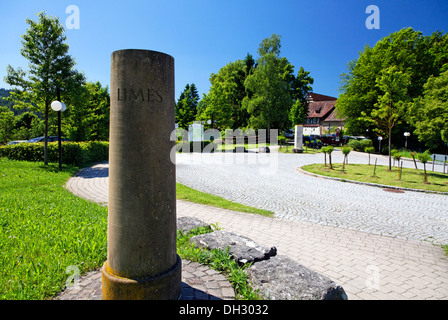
[102,49,181,300]
[293,125,304,153]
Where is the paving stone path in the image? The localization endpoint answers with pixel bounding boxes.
[65,149,448,300]
[55,260,235,300]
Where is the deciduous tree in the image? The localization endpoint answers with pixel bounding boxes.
[360,66,410,170]
[4,12,84,164]
[410,69,448,150]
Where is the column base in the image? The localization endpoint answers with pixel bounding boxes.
[101,255,182,300]
[293,148,304,153]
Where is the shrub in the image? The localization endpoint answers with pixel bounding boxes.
[0,141,109,166]
[347,139,372,152]
[347,139,362,151]
[359,139,373,150]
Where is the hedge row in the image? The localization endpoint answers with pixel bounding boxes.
[0,141,109,166]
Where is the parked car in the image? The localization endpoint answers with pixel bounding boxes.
[283,129,294,139]
[7,140,28,145]
[303,135,323,149]
[27,136,71,143]
[320,134,335,146]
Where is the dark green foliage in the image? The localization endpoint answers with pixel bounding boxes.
[175,84,200,129]
[337,28,448,151]
[0,141,109,166]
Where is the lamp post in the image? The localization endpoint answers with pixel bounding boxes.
[404,132,410,149]
[51,91,66,171]
[378,136,382,154]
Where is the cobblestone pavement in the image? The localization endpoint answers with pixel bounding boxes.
[65,151,448,300]
[55,260,235,300]
[175,149,448,244]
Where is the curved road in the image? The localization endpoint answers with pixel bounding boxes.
[176,149,448,245]
[65,148,448,300]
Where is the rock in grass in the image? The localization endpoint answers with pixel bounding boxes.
[189,230,276,264]
[177,217,210,234]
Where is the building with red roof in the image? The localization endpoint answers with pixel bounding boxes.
[303,93,345,136]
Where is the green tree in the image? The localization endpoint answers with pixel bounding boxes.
[290,67,314,125]
[175,83,200,129]
[197,60,249,130]
[4,11,85,164]
[243,34,295,136]
[64,81,110,141]
[360,66,411,170]
[410,70,448,150]
[337,28,448,139]
[0,107,15,144]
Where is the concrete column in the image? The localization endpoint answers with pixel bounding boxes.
[293,125,304,153]
[102,49,181,300]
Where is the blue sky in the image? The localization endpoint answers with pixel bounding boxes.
[1,0,447,99]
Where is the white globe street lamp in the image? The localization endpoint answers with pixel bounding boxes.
[404,132,410,149]
[378,136,383,153]
[51,99,67,171]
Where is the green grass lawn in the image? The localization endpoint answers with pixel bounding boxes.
[177,183,273,217]
[0,158,271,299]
[301,162,448,193]
[0,158,108,299]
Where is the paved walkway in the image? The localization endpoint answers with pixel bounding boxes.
[55,259,235,300]
[65,151,448,300]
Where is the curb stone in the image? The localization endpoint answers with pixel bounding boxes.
[297,166,448,195]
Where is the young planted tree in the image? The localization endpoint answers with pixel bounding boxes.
[417,151,432,183]
[391,150,402,168]
[5,12,84,164]
[341,146,352,172]
[365,146,375,165]
[326,146,334,169]
[410,151,419,169]
[322,146,328,166]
